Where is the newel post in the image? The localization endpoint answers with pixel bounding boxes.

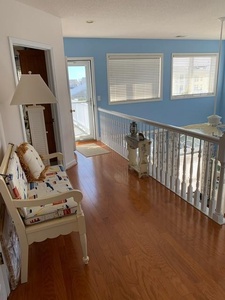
[213,133,225,224]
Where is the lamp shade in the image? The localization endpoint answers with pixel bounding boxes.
[10,74,57,105]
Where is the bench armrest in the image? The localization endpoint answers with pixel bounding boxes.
[41,152,64,165]
[12,190,82,208]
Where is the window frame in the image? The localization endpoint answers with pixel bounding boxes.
[107,53,163,105]
[171,53,218,100]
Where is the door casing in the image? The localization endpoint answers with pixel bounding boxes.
[8,37,61,152]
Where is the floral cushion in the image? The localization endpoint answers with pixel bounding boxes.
[22,165,78,225]
[17,143,47,182]
[5,151,28,199]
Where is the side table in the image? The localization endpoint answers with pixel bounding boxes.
[125,135,151,178]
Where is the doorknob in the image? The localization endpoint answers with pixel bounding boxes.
[70,109,75,113]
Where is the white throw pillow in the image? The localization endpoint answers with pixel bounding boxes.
[17,143,47,182]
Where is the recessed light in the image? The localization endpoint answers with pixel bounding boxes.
[86,20,94,24]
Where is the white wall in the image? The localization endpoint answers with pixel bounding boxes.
[0,0,76,168]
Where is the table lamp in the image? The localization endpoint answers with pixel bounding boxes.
[10,73,57,155]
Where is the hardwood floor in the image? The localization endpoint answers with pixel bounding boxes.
[8,143,225,300]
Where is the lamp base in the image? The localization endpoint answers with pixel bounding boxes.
[26,105,49,156]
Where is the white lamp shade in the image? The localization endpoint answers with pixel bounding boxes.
[10,74,57,105]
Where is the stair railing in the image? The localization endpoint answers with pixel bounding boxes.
[98,108,225,225]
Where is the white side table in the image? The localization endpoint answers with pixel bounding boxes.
[125,135,151,178]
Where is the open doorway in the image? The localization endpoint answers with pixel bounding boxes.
[67,58,97,142]
[9,37,60,153]
[13,47,56,153]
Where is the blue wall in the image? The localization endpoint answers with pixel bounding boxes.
[64,38,225,127]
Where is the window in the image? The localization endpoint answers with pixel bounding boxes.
[107,54,162,104]
[171,54,218,99]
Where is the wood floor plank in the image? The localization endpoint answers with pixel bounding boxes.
[8,143,225,300]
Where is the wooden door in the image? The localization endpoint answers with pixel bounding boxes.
[18,49,56,154]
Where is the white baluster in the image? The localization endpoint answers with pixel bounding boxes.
[181,135,187,200]
[194,139,202,208]
[170,132,176,192]
[187,137,195,203]
[201,142,210,213]
[156,128,161,181]
[209,148,219,217]
[160,129,166,184]
[213,133,225,224]
[164,131,169,188]
[152,128,157,179]
[175,134,181,195]
[148,125,153,176]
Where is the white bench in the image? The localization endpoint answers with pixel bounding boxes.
[0,143,89,284]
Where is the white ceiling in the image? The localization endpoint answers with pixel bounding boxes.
[16,0,225,40]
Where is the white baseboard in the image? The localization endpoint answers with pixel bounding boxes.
[66,158,77,170]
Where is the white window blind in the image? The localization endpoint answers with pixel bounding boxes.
[172,54,218,99]
[107,54,162,103]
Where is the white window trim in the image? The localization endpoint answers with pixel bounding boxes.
[107,53,163,105]
[171,53,218,100]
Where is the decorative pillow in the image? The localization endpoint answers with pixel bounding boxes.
[17,143,48,182]
[5,151,28,199]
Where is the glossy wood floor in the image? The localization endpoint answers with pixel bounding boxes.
[8,142,225,300]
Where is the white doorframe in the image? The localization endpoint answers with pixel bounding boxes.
[8,37,61,152]
[67,57,99,141]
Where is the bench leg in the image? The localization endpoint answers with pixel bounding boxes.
[20,242,29,283]
[79,233,89,264]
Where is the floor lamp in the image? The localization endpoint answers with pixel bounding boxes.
[10,74,57,156]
